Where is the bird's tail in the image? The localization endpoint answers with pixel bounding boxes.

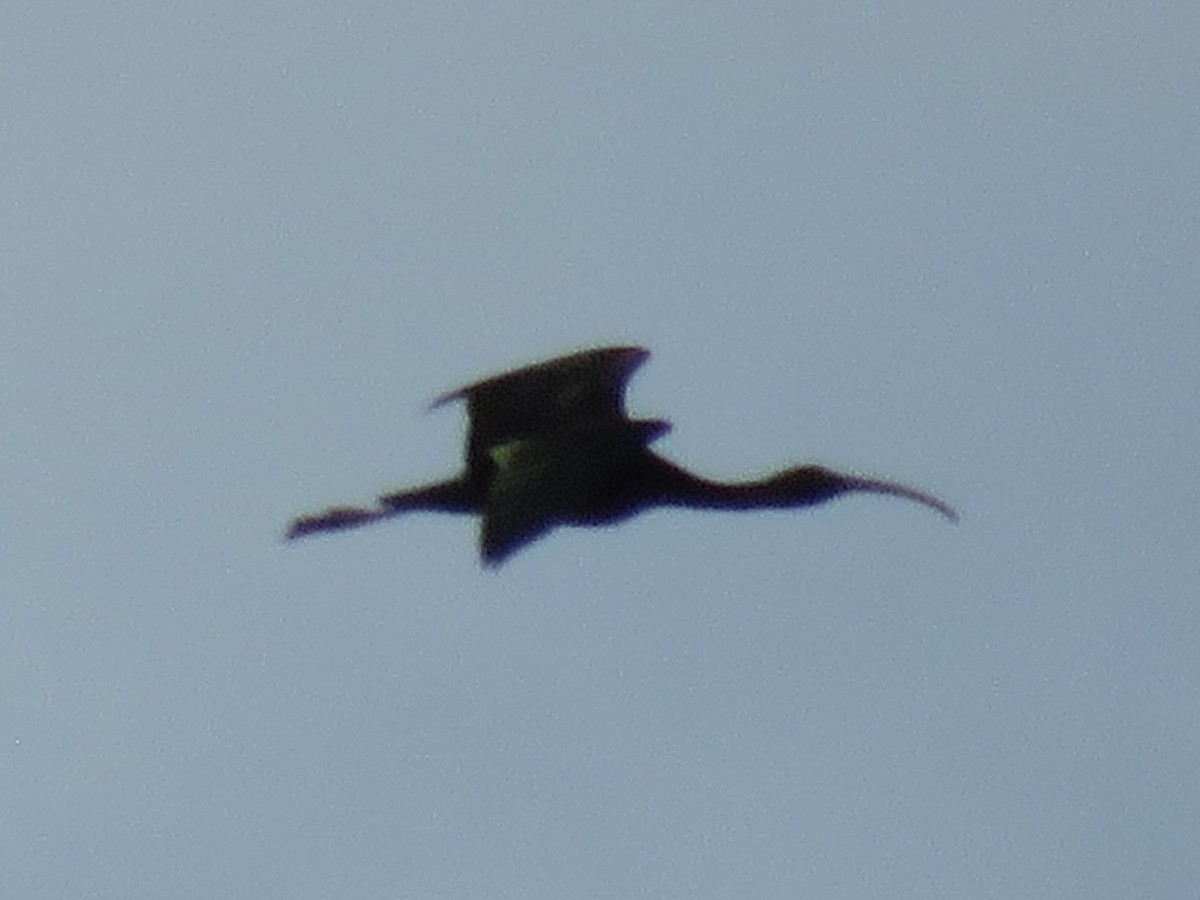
[286,477,475,540]
[285,505,394,539]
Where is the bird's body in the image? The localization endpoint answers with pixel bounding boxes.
[288,346,957,564]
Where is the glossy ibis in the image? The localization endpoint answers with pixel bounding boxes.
[287,346,957,565]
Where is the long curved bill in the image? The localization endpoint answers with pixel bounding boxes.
[844,476,959,523]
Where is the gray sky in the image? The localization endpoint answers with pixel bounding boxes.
[4,4,1198,898]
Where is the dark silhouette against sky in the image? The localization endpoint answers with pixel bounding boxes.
[288,347,956,564]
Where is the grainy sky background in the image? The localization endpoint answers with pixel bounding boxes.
[4,4,1198,898]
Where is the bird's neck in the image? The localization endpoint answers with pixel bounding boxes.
[647,459,840,511]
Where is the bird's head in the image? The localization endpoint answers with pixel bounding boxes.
[759,465,958,520]
[761,465,851,503]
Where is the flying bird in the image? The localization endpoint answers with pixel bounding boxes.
[287,346,957,565]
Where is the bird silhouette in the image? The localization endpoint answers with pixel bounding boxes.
[287,346,957,565]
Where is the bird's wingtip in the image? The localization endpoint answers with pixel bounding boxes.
[428,387,465,411]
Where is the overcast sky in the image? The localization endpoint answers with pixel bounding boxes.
[4,4,1198,898]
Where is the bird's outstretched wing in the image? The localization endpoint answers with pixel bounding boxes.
[479,419,668,565]
[431,346,650,485]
